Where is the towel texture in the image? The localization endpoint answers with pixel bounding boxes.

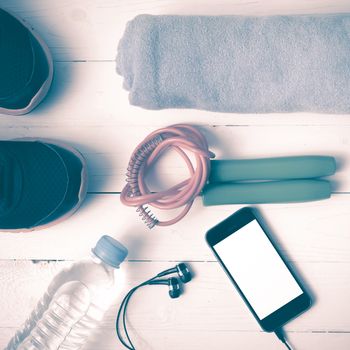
[116,14,350,113]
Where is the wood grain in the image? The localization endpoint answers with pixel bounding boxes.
[0,194,350,262]
[2,61,350,127]
[1,261,350,349]
[1,0,350,349]
[0,120,348,193]
[2,0,350,61]
[1,327,349,350]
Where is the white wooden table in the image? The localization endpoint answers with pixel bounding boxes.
[1,1,350,349]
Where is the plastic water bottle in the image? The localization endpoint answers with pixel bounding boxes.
[5,235,128,350]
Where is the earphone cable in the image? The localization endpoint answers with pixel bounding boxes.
[284,340,293,350]
[116,277,157,350]
[117,285,145,350]
[274,328,295,350]
[122,288,139,349]
[116,288,136,350]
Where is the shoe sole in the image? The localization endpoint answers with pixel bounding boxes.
[0,8,54,116]
[3,138,88,232]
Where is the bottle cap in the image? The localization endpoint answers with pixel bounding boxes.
[92,235,128,268]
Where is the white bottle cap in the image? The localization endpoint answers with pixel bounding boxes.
[92,235,128,268]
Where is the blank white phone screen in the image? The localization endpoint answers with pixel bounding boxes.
[213,220,303,319]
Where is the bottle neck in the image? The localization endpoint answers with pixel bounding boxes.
[90,252,118,271]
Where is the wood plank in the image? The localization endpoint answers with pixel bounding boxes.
[1,327,349,350]
[83,330,350,350]
[0,114,349,192]
[2,327,349,350]
[1,61,350,127]
[1,260,350,349]
[1,194,350,262]
[1,1,349,349]
[2,0,350,61]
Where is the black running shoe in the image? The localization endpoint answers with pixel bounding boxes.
[0,139,88,231]
[0,8,53,115]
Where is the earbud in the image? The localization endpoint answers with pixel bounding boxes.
[148,277,181,298]
[156,262,192,283]
[116,263,193,349]
[148,263,192,299]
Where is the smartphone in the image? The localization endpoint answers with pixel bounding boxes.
[205,207,312,332]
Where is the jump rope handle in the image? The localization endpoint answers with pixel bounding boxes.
[203,156,336,205]
[209,156,336,182]
[202,179,332,206]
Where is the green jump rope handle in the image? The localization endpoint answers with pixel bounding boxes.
[202,180,332,206]
[209,156,336,183]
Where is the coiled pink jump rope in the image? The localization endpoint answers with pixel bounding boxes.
[120,124,215,228]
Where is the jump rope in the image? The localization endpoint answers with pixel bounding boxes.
[120,124,214,228]
[117,124,335,349]
[121,123,336,229]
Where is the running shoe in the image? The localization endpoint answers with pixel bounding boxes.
[0,139,88,231]
[0,8,53,115]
